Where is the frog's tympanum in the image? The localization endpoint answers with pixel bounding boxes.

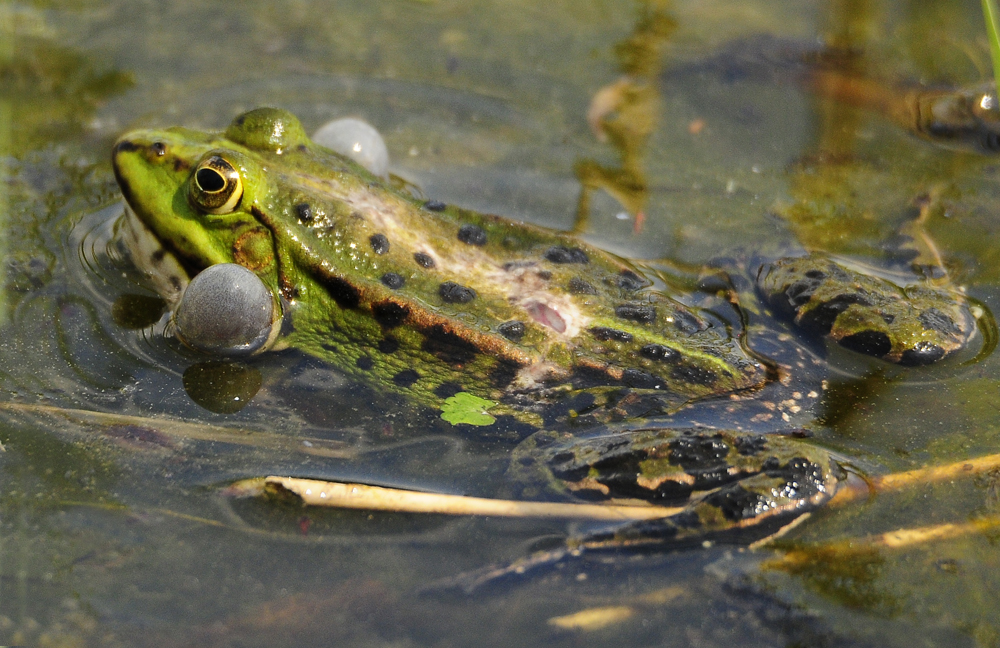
[111,108,981,552]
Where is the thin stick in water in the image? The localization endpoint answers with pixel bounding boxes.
[264,476,683,521]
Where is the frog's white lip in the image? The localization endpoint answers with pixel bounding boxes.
[120,202,191,307]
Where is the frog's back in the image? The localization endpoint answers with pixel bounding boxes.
[248,124,767,411]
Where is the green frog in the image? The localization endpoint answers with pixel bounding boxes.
[111,107,980,551]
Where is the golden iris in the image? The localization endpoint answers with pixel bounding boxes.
[189,155,243,214]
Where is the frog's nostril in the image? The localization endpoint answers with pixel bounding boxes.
[151,141,166,156]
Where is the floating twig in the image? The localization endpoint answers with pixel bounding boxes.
[264,476,683,521]
[828,451,1000,507]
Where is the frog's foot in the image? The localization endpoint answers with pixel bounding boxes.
[757,254,978,365]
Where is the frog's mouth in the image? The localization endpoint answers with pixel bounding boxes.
[119,202,192,307]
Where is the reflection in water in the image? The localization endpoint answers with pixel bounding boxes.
[182,361,263,414]
[782,1,995,265]
[808,73,1000,155]
[815,366,889,428]
[111,293,167,330]
[573,0,675,234]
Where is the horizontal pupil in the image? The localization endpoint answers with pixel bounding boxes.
[197,168,226,192]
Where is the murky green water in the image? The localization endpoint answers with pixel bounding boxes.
[4,0,1000,646]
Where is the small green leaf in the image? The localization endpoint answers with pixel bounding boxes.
[440,392,497,426]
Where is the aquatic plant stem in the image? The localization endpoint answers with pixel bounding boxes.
[982,0,1000,98]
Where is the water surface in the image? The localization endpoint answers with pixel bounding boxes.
[3,1,1000,646]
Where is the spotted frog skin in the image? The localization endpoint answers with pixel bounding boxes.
[111,108,980,548]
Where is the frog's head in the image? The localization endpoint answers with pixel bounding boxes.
[112,108,309,299]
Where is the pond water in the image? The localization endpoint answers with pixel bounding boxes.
[5,0,1000,646]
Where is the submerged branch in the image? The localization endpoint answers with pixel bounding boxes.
[0,401,353,459]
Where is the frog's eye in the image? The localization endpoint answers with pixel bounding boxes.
[190,155,243,215]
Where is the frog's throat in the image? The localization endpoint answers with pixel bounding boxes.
[120,202,191,307]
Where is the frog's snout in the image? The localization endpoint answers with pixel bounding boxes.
[111,131,172,168]
[111,137,141,205]
[111,133,176,207]
[112,137,142,156]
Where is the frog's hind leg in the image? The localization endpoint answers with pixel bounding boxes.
[574,454,837,551]
[430,429,841,594]
[538,427,841,551]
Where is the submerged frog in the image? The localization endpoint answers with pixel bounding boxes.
[111,107,980,550]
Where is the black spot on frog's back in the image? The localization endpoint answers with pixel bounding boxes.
[641,344,680,363]
[615,270,648,291]
[899,341,946,366]
[378,337,400,354]
[918,307,962,337]
[781,274,825,308]
[622,369,667,390]
[393,369,420,387]
[319,274,360,308]
[615,304,656,323]
[369,233,390,255]
[667,433,731,469]
[457,224,487,246]
[837,330,891,358]
[673,311,706,335]
[544,246,589,264]
[434,382,464,398]
[702,485,770,522]
[798,293,872,335]
[422,324,479,365]
[498,321,526,342]
[414,252,436,268]
[381,272,405,289]
[590,327,633,343]
[372,301,409,328]
[671,364,718,386]
[733,434,768,456]
[439,281,476,304]
[568,277,597,295]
